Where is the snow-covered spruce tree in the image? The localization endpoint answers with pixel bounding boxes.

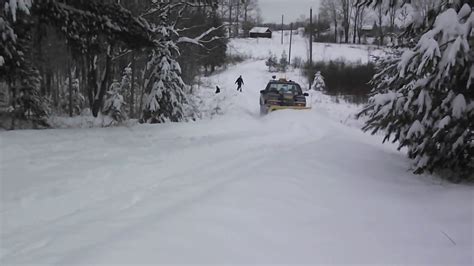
[360,4,473,180]
[141,4,190,123]
[103,80,127,124]
[142,38,188,123]
[312,71,326,91]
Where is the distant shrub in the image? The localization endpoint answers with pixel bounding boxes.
[225,54,246,65]
[266,51,291,73]
[279,50,289,72]
[292,56,304,68]
[302,60,375,104]
[314,34,336,43]
[265,52,278,72]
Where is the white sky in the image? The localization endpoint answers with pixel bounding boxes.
[259,0,321,24]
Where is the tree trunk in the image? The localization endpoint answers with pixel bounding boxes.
[92,48,113,117]
[236,0,240,37]
[389,7,396,44]
[138,69,145,120]
[46,70,52,98]
[54,72,59,109]
[378,5,384,46]
[343,13,349,43]
[86,55,96,111]
[353,7,359,44]
[130,52,136,118]
[68,60,73,117]
[81,57,87,101]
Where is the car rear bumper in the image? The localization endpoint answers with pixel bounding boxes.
[267,105,311,112]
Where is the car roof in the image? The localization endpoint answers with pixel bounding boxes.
[267,80,300,86]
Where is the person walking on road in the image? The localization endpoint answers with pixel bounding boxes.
[235,75,244,92]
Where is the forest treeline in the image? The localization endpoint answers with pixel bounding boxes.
[0,0,260,128]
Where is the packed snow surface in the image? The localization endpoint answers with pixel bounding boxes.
[1,44,473,265]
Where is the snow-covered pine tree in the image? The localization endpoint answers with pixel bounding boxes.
[103,80,127,124]
[360,4,473,180]
[312,71,326,91]
[141,3,190,124]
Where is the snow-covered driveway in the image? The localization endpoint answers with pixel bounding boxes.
[1,61,473,265]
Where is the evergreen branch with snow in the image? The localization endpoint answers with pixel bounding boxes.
[360,4,473,180]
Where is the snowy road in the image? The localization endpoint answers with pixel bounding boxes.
[1,61,473,265]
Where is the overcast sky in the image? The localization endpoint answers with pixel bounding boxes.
[259,0,321,24]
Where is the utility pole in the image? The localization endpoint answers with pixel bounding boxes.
[318,13,321,39]
[289,23,293,66]
[236,0,240,38]
[130,52,136,118]
[68,59,73,117]
[281,14,284,45]
[309,8,313,66]
[309,8,314,90]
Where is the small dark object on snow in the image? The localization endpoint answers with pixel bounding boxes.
[215,86,221,94]
[235,75,244,92]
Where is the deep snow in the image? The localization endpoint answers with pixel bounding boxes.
[1,36,473,265]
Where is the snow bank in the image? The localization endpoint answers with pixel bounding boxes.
[48,114,138,129]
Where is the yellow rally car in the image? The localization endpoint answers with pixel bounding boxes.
[259,78,311,115]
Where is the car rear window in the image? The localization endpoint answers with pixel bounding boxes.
[266,83,303,94]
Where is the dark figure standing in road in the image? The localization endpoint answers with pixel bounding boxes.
[235,75,244,92]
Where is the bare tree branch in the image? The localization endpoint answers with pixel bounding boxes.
[177,25,225,46]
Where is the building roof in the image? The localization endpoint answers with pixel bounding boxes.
[249,27,271,34]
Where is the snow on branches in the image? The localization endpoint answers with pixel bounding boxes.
[177,26,224,46]
[312,71,326,91]
[4,0,32,21]
[360,4,473,180]
[103,81,127,124]
[142,45,188,123]
[141,5,189,124]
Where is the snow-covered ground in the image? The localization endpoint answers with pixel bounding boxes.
[229,30,385,64]
[1,37,473,265]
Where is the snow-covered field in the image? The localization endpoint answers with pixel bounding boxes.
[1,35,473,265]
[229,31,385,64]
